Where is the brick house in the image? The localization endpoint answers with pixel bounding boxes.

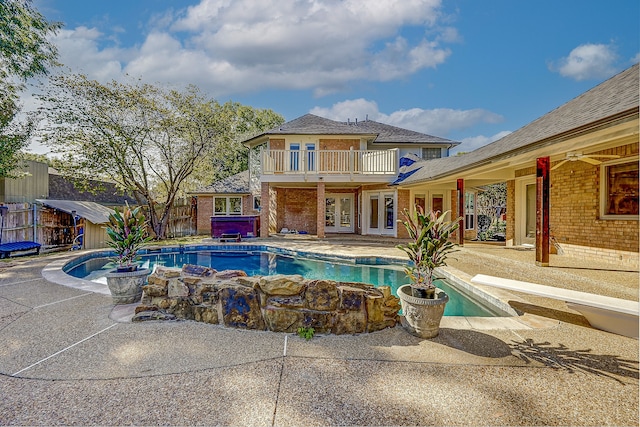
[191,170,260,236]
[396,63,639,268]
[243,114,460,239]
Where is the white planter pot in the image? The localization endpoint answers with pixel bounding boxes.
[397,284,449,339]
[105,268,150,305]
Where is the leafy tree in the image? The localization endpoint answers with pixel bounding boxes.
[186,102,283,192]
[38,74,282,238]
[0,0,61,178]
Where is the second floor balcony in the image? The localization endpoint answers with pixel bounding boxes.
[261,148,398,176]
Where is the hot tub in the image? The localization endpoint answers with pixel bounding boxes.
[210,215,259,238]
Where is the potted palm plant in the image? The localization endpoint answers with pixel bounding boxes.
[396,206,460,338]
[104,204,153,304]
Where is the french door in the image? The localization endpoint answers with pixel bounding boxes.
[365,191,395,235]
[325,194,354,233]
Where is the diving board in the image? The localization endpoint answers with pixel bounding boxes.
[471,274,639,339]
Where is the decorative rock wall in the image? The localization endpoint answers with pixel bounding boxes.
[134,264,400,335]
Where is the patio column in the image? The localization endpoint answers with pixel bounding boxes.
[316,181,325,238]
[456,178,464,246]
[535,157,550,266]
[260,182,270,238]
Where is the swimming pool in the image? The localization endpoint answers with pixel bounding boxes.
[64,245,507,317]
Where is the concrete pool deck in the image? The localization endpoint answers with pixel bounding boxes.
[0,239,637,425]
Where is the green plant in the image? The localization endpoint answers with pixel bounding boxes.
[106,203,152,270]
[397,206,461,294]
[297,326,315,340]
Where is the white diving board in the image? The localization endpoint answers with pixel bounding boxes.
[471,274,639,339]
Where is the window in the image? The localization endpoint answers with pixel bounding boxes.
[384,195,394,229]
[306,143,316,171]
[421,147,442,160]
[432,194,444,215]
[289,143,300,171]
[214,196,242,216]
[464,192,475,230]
[601,158,639,218]
[253,196,261,211]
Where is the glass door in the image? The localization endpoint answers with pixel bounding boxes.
[325,194,354,233]
[365,192,395,235]
[305,143,316,171]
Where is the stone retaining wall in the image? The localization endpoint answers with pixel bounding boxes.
[134,264,400,334]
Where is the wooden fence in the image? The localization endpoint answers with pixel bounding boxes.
[0,203,75,247]
[0,200,197,249]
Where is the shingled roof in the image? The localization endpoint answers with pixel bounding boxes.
[243,113,459,146]
[193,170,250,194]
[399,63,639,185]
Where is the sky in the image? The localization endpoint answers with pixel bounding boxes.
[26,0,640,155]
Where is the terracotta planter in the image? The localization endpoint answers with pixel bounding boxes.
[398,284,449,339]
[105,268,150,305]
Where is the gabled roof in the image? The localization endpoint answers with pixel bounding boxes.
[192,170,250,194]
[399,63,639,185]
[243,113,459,146]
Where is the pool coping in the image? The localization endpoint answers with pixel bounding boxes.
[42,243,560,332]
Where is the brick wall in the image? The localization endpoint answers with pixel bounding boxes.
[195,195,259,236]
[275,188,318,234]
[547,144,638,253]
[269,138,285,150]
[397,189,411,239]
[316,183,325,238]
[195,197,213,235]
[318,138,359,150]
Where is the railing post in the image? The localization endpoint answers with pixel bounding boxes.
[350,147,354,181]
[302,147,307,179]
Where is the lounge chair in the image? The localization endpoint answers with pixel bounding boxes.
[0,241,42,259]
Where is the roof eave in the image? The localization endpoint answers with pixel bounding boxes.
[401,108,639,186]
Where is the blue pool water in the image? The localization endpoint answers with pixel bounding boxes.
[65,247,504,317]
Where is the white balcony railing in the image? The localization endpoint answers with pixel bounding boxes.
[261,148,398,175]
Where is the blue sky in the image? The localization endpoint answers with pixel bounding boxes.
[29,0,639,154]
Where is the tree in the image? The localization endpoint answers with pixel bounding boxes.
[186,102,283,192]
[0,0,61,178]
[38,74,283,238]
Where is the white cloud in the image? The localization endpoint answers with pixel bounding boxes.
[310,98,503,137]
[551,43,619,81]
[50,27,131,81]
[631,52,640,64]
[48,0,453,97]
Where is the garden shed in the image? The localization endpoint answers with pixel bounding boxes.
[36,199,114,249]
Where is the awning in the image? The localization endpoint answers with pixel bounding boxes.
[36,199,114,224]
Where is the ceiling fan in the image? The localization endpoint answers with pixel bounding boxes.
[551,151,620,170]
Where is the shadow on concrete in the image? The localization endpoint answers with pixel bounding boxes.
[508,301,592,327]
[510,338,639,383]
[431,328,513,358]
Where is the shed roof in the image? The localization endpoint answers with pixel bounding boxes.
[36,199,114,224]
